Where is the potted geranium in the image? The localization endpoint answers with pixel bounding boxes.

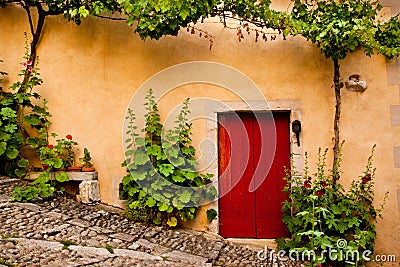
[38,144,63,171]
[55,134,80,171]
[79,147,95,172]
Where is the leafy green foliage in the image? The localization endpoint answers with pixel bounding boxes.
[105,244,114,254]
[54,134,78,168]
[79,147,93,168]
[0,257,15,267]
[206,208,217,222]
[11,169,69,202]
[290,0,400,60]
[277,145,388,267]
[118,0,216,39]
[0,0,120,25]
[120,89,217,227]
[0,48,51,177]
[60,239,77,250]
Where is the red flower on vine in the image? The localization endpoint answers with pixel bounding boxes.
[304,180,311,188]
[47,144,54,149]
[315,189,326,197]
[320,181,327,187]
[362,173,372,184]
[22,60,32,67]
[66,134,73,140]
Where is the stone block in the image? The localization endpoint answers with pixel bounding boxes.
[390,106,400,126]
[27,171,98,181]
[79,181,100,204]
[161,250,209,265]
[387,63,400,85]
[398,189,400,211]
[394,147,400,168]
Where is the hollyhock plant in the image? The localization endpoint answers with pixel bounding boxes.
[278,145,388,267]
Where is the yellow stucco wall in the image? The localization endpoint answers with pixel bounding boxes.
[0,3,399,259]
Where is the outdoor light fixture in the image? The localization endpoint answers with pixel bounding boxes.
[292,120,301,147]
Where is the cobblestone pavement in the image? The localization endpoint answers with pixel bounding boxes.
[0,177,301,267]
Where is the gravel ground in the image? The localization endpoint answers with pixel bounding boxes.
[0,176,303,267]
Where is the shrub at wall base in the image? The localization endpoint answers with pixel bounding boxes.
[120,89,217,228]
[277,144,388,267]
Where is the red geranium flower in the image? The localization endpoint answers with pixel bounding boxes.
[47,144,54,149]
[304,180,311,188]
[66,134,73,140]
[320,181,327,187]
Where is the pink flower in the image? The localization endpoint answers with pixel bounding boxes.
[317,264,322,267]
[28,66,33,72]
[66,134,73,140]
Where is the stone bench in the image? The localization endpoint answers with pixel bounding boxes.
[27,172,100,204]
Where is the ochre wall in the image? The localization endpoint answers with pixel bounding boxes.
[0,3,399,258]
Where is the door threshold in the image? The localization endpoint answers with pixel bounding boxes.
[226,238,278,251]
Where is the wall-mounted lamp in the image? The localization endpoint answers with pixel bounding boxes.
[292,120,301,147]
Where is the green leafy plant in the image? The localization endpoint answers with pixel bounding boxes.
[105,244,114,254]
[79,147,93,168]
[11,169,69,203]
[0,258,15,267]
[54,134,78,168]
[277,144,388,267]
[206,208,217,222]
[0,45,51,177]
[38,144,63,170]
[120,89,217,227]
[60,239,77,250]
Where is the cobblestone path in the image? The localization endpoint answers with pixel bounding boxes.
[0,177,301,267]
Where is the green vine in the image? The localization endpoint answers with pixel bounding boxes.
[120,89,217,227]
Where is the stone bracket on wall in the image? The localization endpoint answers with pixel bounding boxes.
[27,172,100,204]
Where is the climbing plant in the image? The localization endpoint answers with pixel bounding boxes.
[0,0,119,95]
[120,89,217,227]
[0,45,51,177]
[289,0,400,176]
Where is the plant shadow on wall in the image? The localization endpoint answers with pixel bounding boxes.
[277,143,388,267]
[120,89,218,228]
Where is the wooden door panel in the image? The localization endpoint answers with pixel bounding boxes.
[255,112,290,238]
[218,113,256,238]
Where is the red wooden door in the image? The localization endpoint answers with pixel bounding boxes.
[218,112,290,238]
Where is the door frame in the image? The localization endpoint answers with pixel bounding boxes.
[204,100,303,235]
